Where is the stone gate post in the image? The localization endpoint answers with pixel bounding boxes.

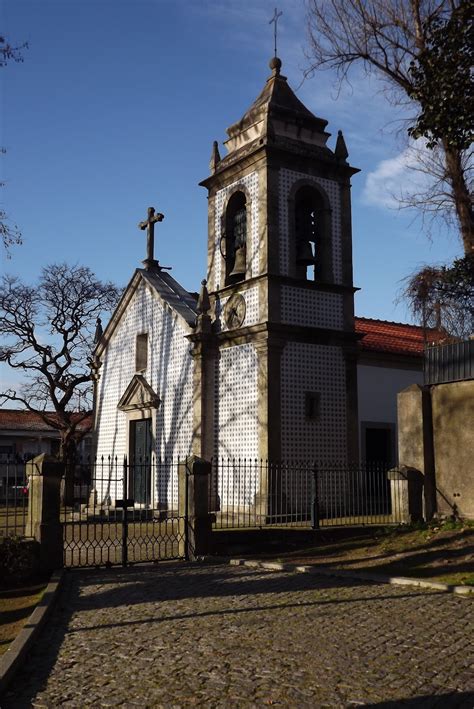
[387,465,424,524]
[25,454,64,571]
[178,456,212,561]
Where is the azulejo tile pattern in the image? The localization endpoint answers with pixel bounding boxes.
[281,285,344,330]
[95,281,193,503]
[281,342,347,462]
[216,343,259,463]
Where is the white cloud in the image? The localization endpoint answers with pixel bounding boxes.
[362,142,434,210]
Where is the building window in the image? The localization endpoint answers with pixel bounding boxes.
[224,191,247,285]
[135,333,148,372]
[295,187,317,281]
[362,424,395,466]
[305,391,320,420]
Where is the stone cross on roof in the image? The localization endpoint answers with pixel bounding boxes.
[138,206,164,270]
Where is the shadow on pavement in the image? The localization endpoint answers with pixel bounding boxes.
[366,691,474,708]
[1,562,470,708]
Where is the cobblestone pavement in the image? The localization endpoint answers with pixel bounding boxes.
[2,563,473,708]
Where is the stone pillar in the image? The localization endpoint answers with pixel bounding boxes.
[178,456,213,561]
[254,336,285,520]
[387,466,424,524]
[397,384,436,520]
[189,281,218,458]
[25,454,64,571]
[188,282,219,512]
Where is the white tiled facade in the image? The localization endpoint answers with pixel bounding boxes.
[214,342,260,506]
[213,171,260,290]
[280,342,347,463]
[277,168,349,465]
[215,343,259,460]
[95,281,194,501]
[281,286,344,330]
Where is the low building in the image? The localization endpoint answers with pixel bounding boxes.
[355,318,444,465]
[0,409,93,462]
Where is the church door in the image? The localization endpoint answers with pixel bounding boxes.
[130,418,152,505]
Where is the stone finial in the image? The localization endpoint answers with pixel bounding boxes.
[209,141,221,174]
[93,317,103,344]
[269,56,282,76]
[197,279,211,315]
[335,130,349,162]
[195,279,212,335]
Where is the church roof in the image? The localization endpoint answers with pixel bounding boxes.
[226,57,328,140]
[355,317,446,357]
[139,268,198,326]
[219,57,335,161]
[0,409,93,433]
[94,267,198,357]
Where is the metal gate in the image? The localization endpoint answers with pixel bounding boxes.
[63,457,187,568]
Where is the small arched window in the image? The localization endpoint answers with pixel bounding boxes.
[223,191,247,285]
[295,186,318,280]
[293,185,332,282]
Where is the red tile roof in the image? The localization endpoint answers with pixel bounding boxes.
[355,317,445,357]
[0,409,93,433]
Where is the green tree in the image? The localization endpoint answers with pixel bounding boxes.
[306,0,473,254]
[407,2,473,151]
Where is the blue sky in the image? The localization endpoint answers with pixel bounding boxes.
[1,0,463,333]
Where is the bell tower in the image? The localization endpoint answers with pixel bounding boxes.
[199,57,360,463]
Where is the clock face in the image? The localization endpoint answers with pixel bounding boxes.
[224,293,246,330]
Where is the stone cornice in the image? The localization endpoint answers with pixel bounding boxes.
[214,321,361,349]
[210,273,359,299]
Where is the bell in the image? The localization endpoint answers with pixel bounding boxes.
[296,240,315,266]
[228,246,246,280]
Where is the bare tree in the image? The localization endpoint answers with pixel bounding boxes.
[401,255,474,339]
[305,0,473,254]
[1,34,28,253]
[0,264,120,460]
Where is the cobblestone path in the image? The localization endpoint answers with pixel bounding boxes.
[3,563,473,708]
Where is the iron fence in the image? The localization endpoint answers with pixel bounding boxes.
[424,339,474,385]
[62,456,186,568]
[0,460,28,538]
[1,455,405,559]
[209,459,397,529]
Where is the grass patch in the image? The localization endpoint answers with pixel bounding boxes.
[250,520,474,586]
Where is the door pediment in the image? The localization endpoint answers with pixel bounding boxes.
[117,375,161,411]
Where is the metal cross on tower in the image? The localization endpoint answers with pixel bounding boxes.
[138,206,164,269]
[269,8,283,57]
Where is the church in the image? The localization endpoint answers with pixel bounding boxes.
[93,56,427,508]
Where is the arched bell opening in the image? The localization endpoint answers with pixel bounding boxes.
[291,183,333,283]
[222,191,247,286]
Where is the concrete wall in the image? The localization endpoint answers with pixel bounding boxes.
[358,364,423,427]
[431,380,474,519]
[358,364,423,463]
[397,380,474,520]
